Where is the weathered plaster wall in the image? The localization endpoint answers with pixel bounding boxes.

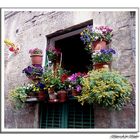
[4,11,135,128]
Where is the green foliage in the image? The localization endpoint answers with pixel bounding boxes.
[42,66,69,92]
[77,69,132,110]
[9,85,31,109]
[46,51,58,62]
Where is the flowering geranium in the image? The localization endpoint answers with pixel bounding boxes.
[80,25,113,50]
[92,48,116,64]
[46,46,61,62]
[29,48,43,55]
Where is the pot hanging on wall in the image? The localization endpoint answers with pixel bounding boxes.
[93,62,111,70]
[92,40,107,51]
[30,54,43,65]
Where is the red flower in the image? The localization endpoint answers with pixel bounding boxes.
[77,72,82,76]
[9,47,14,52]
[61,74,68,83]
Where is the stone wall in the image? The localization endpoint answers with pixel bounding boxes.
[4,11,136,129]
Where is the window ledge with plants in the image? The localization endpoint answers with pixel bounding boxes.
[9,25,133,111]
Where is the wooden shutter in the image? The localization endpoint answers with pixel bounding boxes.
[39,101,94,128]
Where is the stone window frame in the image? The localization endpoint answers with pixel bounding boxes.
[44,19,93,69]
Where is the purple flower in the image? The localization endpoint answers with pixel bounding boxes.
[76,85,82,92]
[37,82,45,89]
[22,65,43,77]
[68,74,77,82]
[87,25,93,31]
[100,49,107,54]
[109,48,116,54]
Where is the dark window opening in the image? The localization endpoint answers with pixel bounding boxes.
[55,34,92,73]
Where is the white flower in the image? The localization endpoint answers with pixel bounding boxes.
[95,36,99,40]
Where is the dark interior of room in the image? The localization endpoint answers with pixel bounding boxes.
[55,34,92,73]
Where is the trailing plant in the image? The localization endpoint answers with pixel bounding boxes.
[77,69,132,110]
[9,84,34,109]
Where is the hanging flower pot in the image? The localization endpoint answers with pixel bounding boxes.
[30,54,43,65]
[80,25,113,52]
[93,62,111,70]
[92,40,107,51]
[57,90,67,102]
[29,48,43,65]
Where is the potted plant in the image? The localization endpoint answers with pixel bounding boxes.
[9,84,34,109]
[80,25,113,52]
[22,65,43,82]
[46,46,61,63]
[41,67,69,102]
[29,48,43,65]
[92,48,116,69]
[67,72,85,97]
[77,69,132,110]
[32,82,48,101]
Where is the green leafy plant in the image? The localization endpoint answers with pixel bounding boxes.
[42,66,69,92]
[77,69,132,110]
[9,84,34,109]
[46,46,61,62]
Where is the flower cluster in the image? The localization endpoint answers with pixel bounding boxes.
[29,48,43,55]
[32,82,45,92]
[80,25,94,45]
[67,72,86,92]
[42,67,69,92]
[80,25,113,50]
[92,48,116,63]
[94,26,113,43]
[22,65,43,79]
[46,46,61,62]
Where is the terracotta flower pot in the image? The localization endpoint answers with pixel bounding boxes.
[92,40,107,51]
[48,88,58,103]
[30,54,43,65]
[38,91,46,101]
[71,89,79,96]
[93,62,111,70]
[57,90,67,102]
